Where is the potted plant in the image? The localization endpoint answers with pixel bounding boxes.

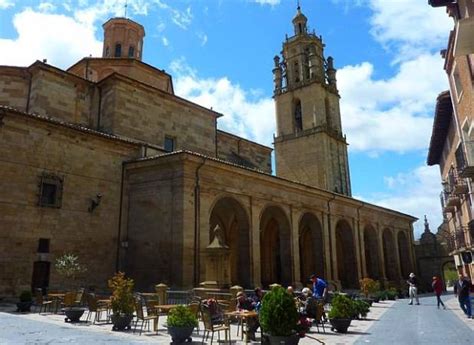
[260,286,300,345]
[386,288,398,300]
[328,294,355,333]
[55,253,87,322]
[359,278,380,304]
[167,305,198,343]
[352,300,370,319]
[16,290,33,312]
[109,272,135,331]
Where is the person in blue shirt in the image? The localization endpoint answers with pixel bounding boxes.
[310,274,327,300]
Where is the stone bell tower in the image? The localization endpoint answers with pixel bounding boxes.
[102,18,145,60]
[273,6,351,196]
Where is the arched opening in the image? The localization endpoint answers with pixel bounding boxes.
[325,98,332,128]
[299,213,324,283]
[441,261,456,287]
[364,225,381,279]
[335,220,358,289]
[209,197,251,287]
[383,229,399,281]
[128,46,135,58]
[260,206,292,287]
[114,43,122,57]
[294,99,303,132]
[397,231,411,279]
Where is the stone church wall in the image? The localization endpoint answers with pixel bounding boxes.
[0,67,29,111]
[0,111,141,295]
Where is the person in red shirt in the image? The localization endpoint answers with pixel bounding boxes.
[432,276,446,309]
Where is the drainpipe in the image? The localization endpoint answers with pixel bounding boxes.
[327,194,336,280]
[115,161,126,272]
[194,157,207,287]
[26,70,33,113]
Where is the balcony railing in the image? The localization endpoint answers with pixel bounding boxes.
[455,141,474,178]
[448,166,469,195]
[440,191,455,214]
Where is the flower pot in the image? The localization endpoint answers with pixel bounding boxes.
[16,301,33,313]
[111,314,133,331]
[267,333,300,345]
[64,307,86,323]
[168,326,194,343]
[329,318,352,333]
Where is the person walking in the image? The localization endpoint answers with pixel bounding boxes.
[432,276,446,309]
[454,274,472,319]
[310,274,327,301]
[407,272,420,305]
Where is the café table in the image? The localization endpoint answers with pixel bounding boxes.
[225,310,258,343]
[47,293,66,313]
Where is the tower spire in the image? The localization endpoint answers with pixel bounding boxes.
[124,0,128,18]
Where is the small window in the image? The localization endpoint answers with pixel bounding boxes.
[164,136,175,152]
[114,43,122,57]
[38,173,63,208]
[37,238,50,253]
[128,46,135,58]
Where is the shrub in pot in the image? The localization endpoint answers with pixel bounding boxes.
[167,305,198,343]
[108,272,135,331]
[386,288,398,300]
[328,294,355,333]
[359,278,380,304]
[260,286,300,345]
[16,290,33,312]
[353,300,370,319]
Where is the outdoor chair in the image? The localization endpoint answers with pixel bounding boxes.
[34,289,54,314]
[306,298,327,333]
[200,304,231,344]
[62,292,78,308]
[133,299,159,335]
[85,293,109,324]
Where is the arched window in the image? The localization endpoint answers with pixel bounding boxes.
[325,98,332,127]
[294,99,303,132]
[294,61,300,83]
[114,43,122,57]
[128,46,135,58]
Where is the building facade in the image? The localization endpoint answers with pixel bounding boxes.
[427,0,474,279]
[0,8,416,295]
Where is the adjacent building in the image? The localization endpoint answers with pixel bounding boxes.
[427,0,474,279]
[0,8,417,295]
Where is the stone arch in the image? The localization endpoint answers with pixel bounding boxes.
[364,225,381,280]
[383,228,399,281]
[299,212,324,283]
[260,205,292,287]
[335,219,358,289]
[294,98,303,131]
[397,231,411,279]
[209,196,251,287]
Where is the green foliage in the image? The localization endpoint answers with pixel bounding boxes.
[55,253,87,279]
[444,269,458,286]
[374,290,387,301]
[359,278,380,298]
[386,288,398,300]
[19,290,32,302]
[167,305,198,328]
[260,286,299,336]
[328,294,355,319]
[353,300,370,318]
[108,272,135,316]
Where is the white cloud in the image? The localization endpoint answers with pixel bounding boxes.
[338,53,449,153]
[162,37,169,47]
[253,0,281,5]
[170,58,275,147]
[0,8,102,68]
[360,165,442,239]
[38,2,56,13]
[0,0,14,9]
[197,32,208,46]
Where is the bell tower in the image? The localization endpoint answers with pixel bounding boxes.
[273,6,351,195]
[102,18,145,60]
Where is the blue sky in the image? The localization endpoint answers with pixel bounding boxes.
[0,0,454,237]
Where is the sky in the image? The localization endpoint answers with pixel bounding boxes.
[0,0,454,238]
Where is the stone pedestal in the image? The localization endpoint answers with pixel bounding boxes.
[203,225,231,289]
[155,283,168,304]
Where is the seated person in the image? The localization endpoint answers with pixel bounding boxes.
[236,291,259,341]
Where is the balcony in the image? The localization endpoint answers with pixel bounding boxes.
[454,17,474,56]
[455,141,474,178]
[440,191,455,214]
[447,166,469,195]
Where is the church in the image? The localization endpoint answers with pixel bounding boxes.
[0,7,417,295]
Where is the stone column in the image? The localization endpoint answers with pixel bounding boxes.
[291,207,301,287]
[250,198,262,287]
[330,215,339,285]
[353,218,362,283]
[155,283,168,305]
[392,228,402,281]
[322,211,332,281]
[377,224,387,284]
[359,224,368,278]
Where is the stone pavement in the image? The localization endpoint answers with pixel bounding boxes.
[1,295,470,345]
[355,293,473,345]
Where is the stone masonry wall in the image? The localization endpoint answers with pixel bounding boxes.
[0,112,140,295]
[0,67,29,111]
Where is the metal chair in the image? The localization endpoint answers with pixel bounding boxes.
[200,305,231,344]
[85,294,109,324]
[34,289,53,314]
